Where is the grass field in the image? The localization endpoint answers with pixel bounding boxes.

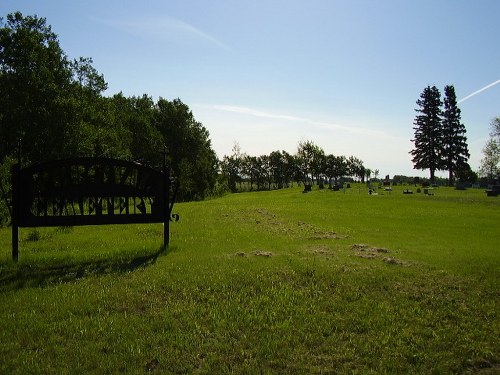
[0,184,499,374]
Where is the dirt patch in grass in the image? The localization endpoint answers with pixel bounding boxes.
[303,245,335,257]
[308,231,344,240]
[253,250,273,257]
[239,208,350,242]
[351,244,409,266]
[311,246,330,255]
[382,257,408,266]
[295,221,347,241]
[254,208,283,226]
[234,250,273,257]
[464,359,500,375]
[351,244,389,253]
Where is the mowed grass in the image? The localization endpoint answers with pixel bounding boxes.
[0,184,498,374]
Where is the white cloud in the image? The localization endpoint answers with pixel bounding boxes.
[97,16,229,50]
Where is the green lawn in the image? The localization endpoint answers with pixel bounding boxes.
[0,184,499,374]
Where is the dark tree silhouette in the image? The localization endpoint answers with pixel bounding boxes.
[442,85,469,185]
[410,85,444,182]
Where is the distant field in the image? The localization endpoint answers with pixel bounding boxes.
[0,184,499,373]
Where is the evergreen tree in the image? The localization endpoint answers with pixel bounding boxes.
[410,85,444,182]
[442,85,469,185]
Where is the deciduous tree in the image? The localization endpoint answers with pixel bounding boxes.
[297,140,324,185]
[0,12,72,162]
[490,117,500,142]
[479,138,499,182]
[479,118,500,182]
[348,156,365,182]
[0,12,115,163]
[155,98,218,200]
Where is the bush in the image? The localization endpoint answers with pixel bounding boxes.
[26,229,41,242]
[0,157,15,227]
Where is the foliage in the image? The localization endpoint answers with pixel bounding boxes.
[442,85,469,185]
[154,98,218,201]
[0,12,73,163]
[479,138,500,181]
[410,85,444,182]
[296,140,326,184]
[269,150,291,189]
[0,156,15,226]
[454,162,478,184]
[0,186,498,373]
[478,118,500,182]
[325,154,348,184]
[491,117,500,141]
[347,155,366,182]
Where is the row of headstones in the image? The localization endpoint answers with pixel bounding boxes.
[402,188,434,195]
[303,182,351,193]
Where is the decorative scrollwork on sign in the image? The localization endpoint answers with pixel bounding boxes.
[170,213,180,222]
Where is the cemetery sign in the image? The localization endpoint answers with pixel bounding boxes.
[11,157,179,261]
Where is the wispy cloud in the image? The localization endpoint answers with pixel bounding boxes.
[97,16,229,50]
[458,79,500,104]
[212,105,313,123]
[210,105,399,139]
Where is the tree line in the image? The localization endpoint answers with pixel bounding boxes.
[0,12,218,203]
[220,140,368,192]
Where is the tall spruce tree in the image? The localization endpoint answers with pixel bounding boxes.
[442,85,469,185]
[410,85,444,182]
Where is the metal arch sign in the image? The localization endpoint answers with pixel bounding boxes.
[11,157,179,261]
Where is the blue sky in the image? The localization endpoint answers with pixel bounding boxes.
[2,0,499,177]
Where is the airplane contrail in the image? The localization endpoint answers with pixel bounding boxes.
[458,79,500,104]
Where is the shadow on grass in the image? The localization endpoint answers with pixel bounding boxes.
[0,247,169,292]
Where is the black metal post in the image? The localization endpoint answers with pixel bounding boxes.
[164,174,170,250]
[11,163,20,262]
[162,145,170,250]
